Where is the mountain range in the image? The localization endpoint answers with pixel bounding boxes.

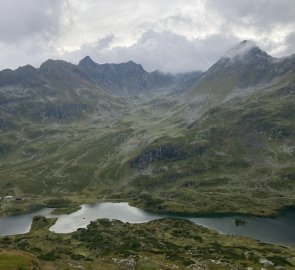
[0,40,294,217]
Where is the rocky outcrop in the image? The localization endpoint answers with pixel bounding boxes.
[0,144,11,155]
[131,144,187,169]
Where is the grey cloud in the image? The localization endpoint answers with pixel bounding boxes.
[211,0,295,27]
[95,34,115,51]
[0,39,58,70]
[208,0,295,58]
[284,32,295,56]
[62,34,116,64]
[0,0,67,44]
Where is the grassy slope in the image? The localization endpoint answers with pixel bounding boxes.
[0,94,183,215]
[0,74,294,216]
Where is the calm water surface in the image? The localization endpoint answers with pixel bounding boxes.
[0,208,53,236]
[0,202,294,246]
[49,202,164,233]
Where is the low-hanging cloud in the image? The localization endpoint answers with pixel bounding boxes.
[284,32,295,56]
[66,31,239,73]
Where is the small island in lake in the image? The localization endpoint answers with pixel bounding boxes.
[235,218,247,226]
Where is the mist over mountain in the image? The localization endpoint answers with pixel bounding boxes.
[178,40,295,120]
[78,56,203,96]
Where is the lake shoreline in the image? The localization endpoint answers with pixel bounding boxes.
[127,199,295,219]
[1,196,295,219]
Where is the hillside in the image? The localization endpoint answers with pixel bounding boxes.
[0,41,294,218]
[125,74,295,215]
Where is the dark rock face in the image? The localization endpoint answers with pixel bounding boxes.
[131,144,187,169]
[79,58,155,95]
[0,144,11,154]
[238,107,295,140]
[79,56,201,96]
[0,56,202,125]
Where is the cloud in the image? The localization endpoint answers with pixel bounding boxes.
[0,0,294,71]
[57,0,210,50]
[209,0,295,55]
[284,32,295,56]
[225,40,257,59]
[0,0,71,70]
[211,0,295,27]
[66,31,239,73]
[0,38,61,71]
[0,0,68,44]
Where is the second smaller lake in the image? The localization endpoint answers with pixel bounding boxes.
[0,208,53,236]
[49,202,164,233]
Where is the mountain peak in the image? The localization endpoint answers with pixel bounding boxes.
[226,40,258,58]
[126,60,138,65]
[79,56,97,67]
[122,60,145,70]
[16,64,36,72]
[40,59,72,69]
[224,40,270,61]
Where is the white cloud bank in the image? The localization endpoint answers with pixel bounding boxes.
[0,0,294,72]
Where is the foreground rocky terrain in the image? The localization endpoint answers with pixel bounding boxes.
[1,216,295,269]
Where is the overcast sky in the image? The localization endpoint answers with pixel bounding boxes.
[0,0,294,73]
